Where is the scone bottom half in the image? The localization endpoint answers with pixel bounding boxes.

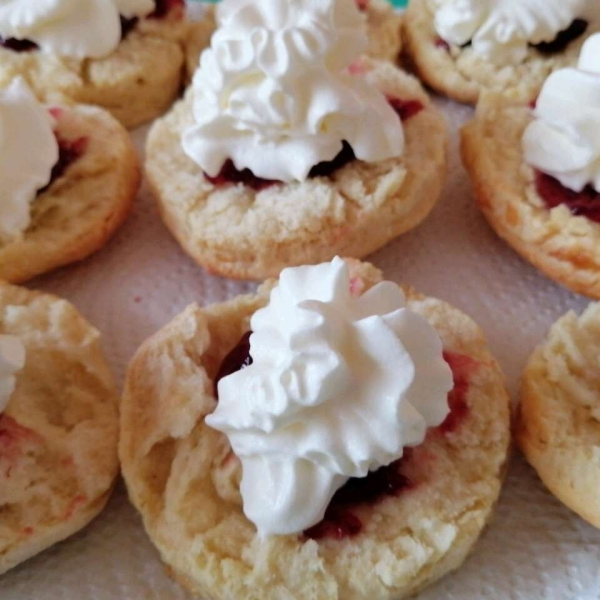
[146,62,448,281]
[461,95,600,300]
[0,0,189,129]
[0,103,140,284]
[0,282,120,575]
[120,259,511,600]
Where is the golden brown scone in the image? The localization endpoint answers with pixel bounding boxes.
[120,259,511,600]
[517,303,600,529]
[461,93,600,299]
[0,103,140,284]
[0,11,187,129]
[402,0,597,104]
[184,0,402,81]
[0,282,119,574]
[145,60,447,281]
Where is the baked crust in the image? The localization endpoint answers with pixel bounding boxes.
[460,94,600,299]
[517,303,600,529]
[0,104,140,284]
[184,1,403,81]
[402,0,596,104]
[145,60,447,281]
[0,282,119,574]
[120,259,511,600]
[0,14,187,129]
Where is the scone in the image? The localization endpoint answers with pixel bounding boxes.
[0,282,119,574]
[403,0,599,104]
[517,303,600,529]
[0,0,188,129]
[461,35,600,298]
[184,0,403,81]
[0,79,139,284]
[147,0,446,281]
[121,257,511,600]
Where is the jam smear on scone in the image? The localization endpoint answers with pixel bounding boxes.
[533,19,588,54]
[205,98,424,191]
[536,171,600,224]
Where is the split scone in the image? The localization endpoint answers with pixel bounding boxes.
[518,303,600,529]
[0,282,119,575]
[184,0,404,80]
[0,79,139,284]
[461,34,600,298]
[121,257,511,600]
[403,0,600,104]
[147,0,447,281]
[0,0,189,128]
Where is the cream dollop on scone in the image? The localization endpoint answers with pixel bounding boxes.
[523,34,600,193]
[146,0,447,280]
[0,0,188,128]
[0,78,139,283]
[182,0,403,183]
[0,335,25,413]
[0,78,58,242]
[0,0,154,59]
[207,257,453,536]
[461,33,600,298]
[403,0,599,103]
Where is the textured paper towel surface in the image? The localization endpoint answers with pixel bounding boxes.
[1,97,599,600]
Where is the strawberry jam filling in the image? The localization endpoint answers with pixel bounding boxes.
[435,18,588,55]
[38,134,88,195]
[536,171,600,224]
[1,0,183,50]
[205,98,424,191]
[215,333,474,540]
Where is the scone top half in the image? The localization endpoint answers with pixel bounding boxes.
[0,282,120,575]
[146,0,447,280]
[121,257,511,600]
[403,0,600,104]
[461,34,600,298]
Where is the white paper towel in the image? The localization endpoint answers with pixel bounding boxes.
[1,97,599,600]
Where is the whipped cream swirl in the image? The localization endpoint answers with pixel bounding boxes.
[523,33,600,193]
[0,335,25,414]
[0,0,155,59]
[434,0,589,64]
[0,78,58,242]
[206,257,453,536]
[182,0,404,183]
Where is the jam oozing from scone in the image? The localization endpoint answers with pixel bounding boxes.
[38,134,89,195]
[214,331,253,397]
[536,171,600,224]
[149,0,185,19]
[435,19,588,55]
[533,19,588,54]
[205,98,424,191]
[215,334,474,540]
[0,414,40,468]
[0,37,38,52]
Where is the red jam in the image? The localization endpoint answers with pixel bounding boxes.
[355,0,369,11]
[215,334,475,541]
[149,0,185,19]
[39,135,88,194]
[439,351,475,433]
[0,414,39,468]
[205,98,424,191]
[536,171,600,224]
[533,19,588,54]
[214,331,253,397]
